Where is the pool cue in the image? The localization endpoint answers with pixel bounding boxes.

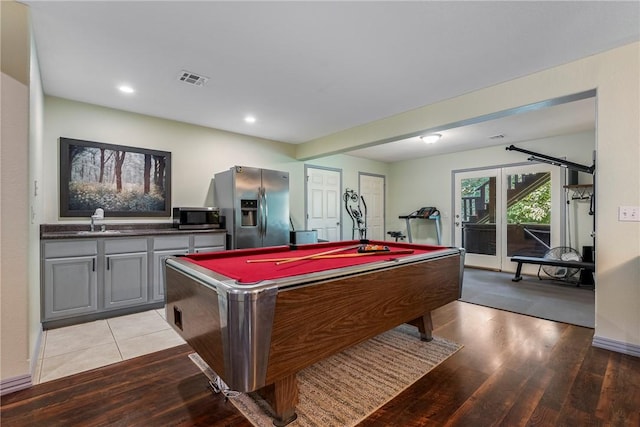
[246,249,414,263]
[246,244,361,264]
[252,244,360,265]
[275,244,363,265]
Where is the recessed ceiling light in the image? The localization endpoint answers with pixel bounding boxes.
[420,134,441,144]
[244,116,256,124]
[118,85,135,94]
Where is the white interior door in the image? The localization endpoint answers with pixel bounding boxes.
[306,166,341,242]
[359,173,385,240]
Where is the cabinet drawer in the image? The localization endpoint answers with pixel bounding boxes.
[154,235,190,250]
[105,238,148,254]
[44,240,98,258]
[193,233,225,249]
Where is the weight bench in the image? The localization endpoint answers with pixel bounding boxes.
[510,256,595,284]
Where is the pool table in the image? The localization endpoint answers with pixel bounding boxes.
[165,239,464,425]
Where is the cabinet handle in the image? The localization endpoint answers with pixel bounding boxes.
[92,258,96,272]
[106,257,110,270]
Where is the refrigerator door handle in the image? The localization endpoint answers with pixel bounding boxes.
[260,187,269,237]
[263,187,268,237]
[257,187,263,237]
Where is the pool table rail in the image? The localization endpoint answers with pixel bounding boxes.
[164,244,465,425]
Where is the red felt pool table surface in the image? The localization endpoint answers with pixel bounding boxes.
[182,240,446,284]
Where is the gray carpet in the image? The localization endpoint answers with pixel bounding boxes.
[460,268,595,328]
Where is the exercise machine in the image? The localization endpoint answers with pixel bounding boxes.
[398,207,442,244]
[506,145,595,285]
[343,189,367,240]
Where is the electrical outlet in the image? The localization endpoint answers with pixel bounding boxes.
[618,206,640,222]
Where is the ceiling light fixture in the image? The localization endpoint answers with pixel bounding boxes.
[244,116,256,124]
[420,134,441,144]
[118,85,135,94]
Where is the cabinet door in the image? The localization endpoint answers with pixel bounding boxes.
[152,249,188,302]
[44,256,98,320]
[104,252,148,310]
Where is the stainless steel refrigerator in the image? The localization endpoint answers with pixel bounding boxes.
[214,166,290,249]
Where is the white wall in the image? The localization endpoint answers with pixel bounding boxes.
[42,96,298,223]
[28,19,45,376]
[42,97,389,236]
[1,0,32,391]
[298,42,640,352]
[1,72,31,384]
[387,131,595,249]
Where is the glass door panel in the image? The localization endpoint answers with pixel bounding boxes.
[455,169,501,269]
[501,163,561,273]
[506,171,551,257]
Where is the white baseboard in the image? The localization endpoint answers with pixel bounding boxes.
[593,335,640,357]
[30,326,44,378]
[0,328,42,396]
[0,374,32,396]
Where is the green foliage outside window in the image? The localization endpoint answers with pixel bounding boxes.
[507,180,551,224]
[461,178,490,197]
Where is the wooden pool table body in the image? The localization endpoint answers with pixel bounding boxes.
[165,240,464,425]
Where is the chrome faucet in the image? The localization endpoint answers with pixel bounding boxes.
[90,208,105,232]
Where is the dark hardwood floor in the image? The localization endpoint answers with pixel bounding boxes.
[2,301,639,426]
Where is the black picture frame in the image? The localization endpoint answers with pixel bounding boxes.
[59,137,171,217]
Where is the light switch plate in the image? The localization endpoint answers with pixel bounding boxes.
[618,206,640,222]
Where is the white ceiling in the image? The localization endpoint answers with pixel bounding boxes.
[23,1,639,161]
[348,96,597,162]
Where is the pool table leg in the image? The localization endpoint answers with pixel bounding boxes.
[260,374,298,426]
[411,312,433,342]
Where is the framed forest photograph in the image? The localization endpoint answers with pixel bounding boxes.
[59,137,172,217]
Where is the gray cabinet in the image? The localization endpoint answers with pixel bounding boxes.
[150,234,224,302]
[152,236,189,302]
[42,241,98,320]
[42,238,149,323]
[41,231,226,327]
[104,238,148,310]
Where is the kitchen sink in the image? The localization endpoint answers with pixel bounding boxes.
[76,230,122,235]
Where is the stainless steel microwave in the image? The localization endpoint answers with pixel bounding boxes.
[172,207,222,230]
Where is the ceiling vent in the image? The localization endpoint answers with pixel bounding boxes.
[177,70,209,87]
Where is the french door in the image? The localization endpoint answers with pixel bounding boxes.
[454,163,561,271]
[454,169,502,269]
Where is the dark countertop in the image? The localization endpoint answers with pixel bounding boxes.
[41,223,226,240]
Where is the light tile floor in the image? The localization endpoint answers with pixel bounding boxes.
[34,308,185,384]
